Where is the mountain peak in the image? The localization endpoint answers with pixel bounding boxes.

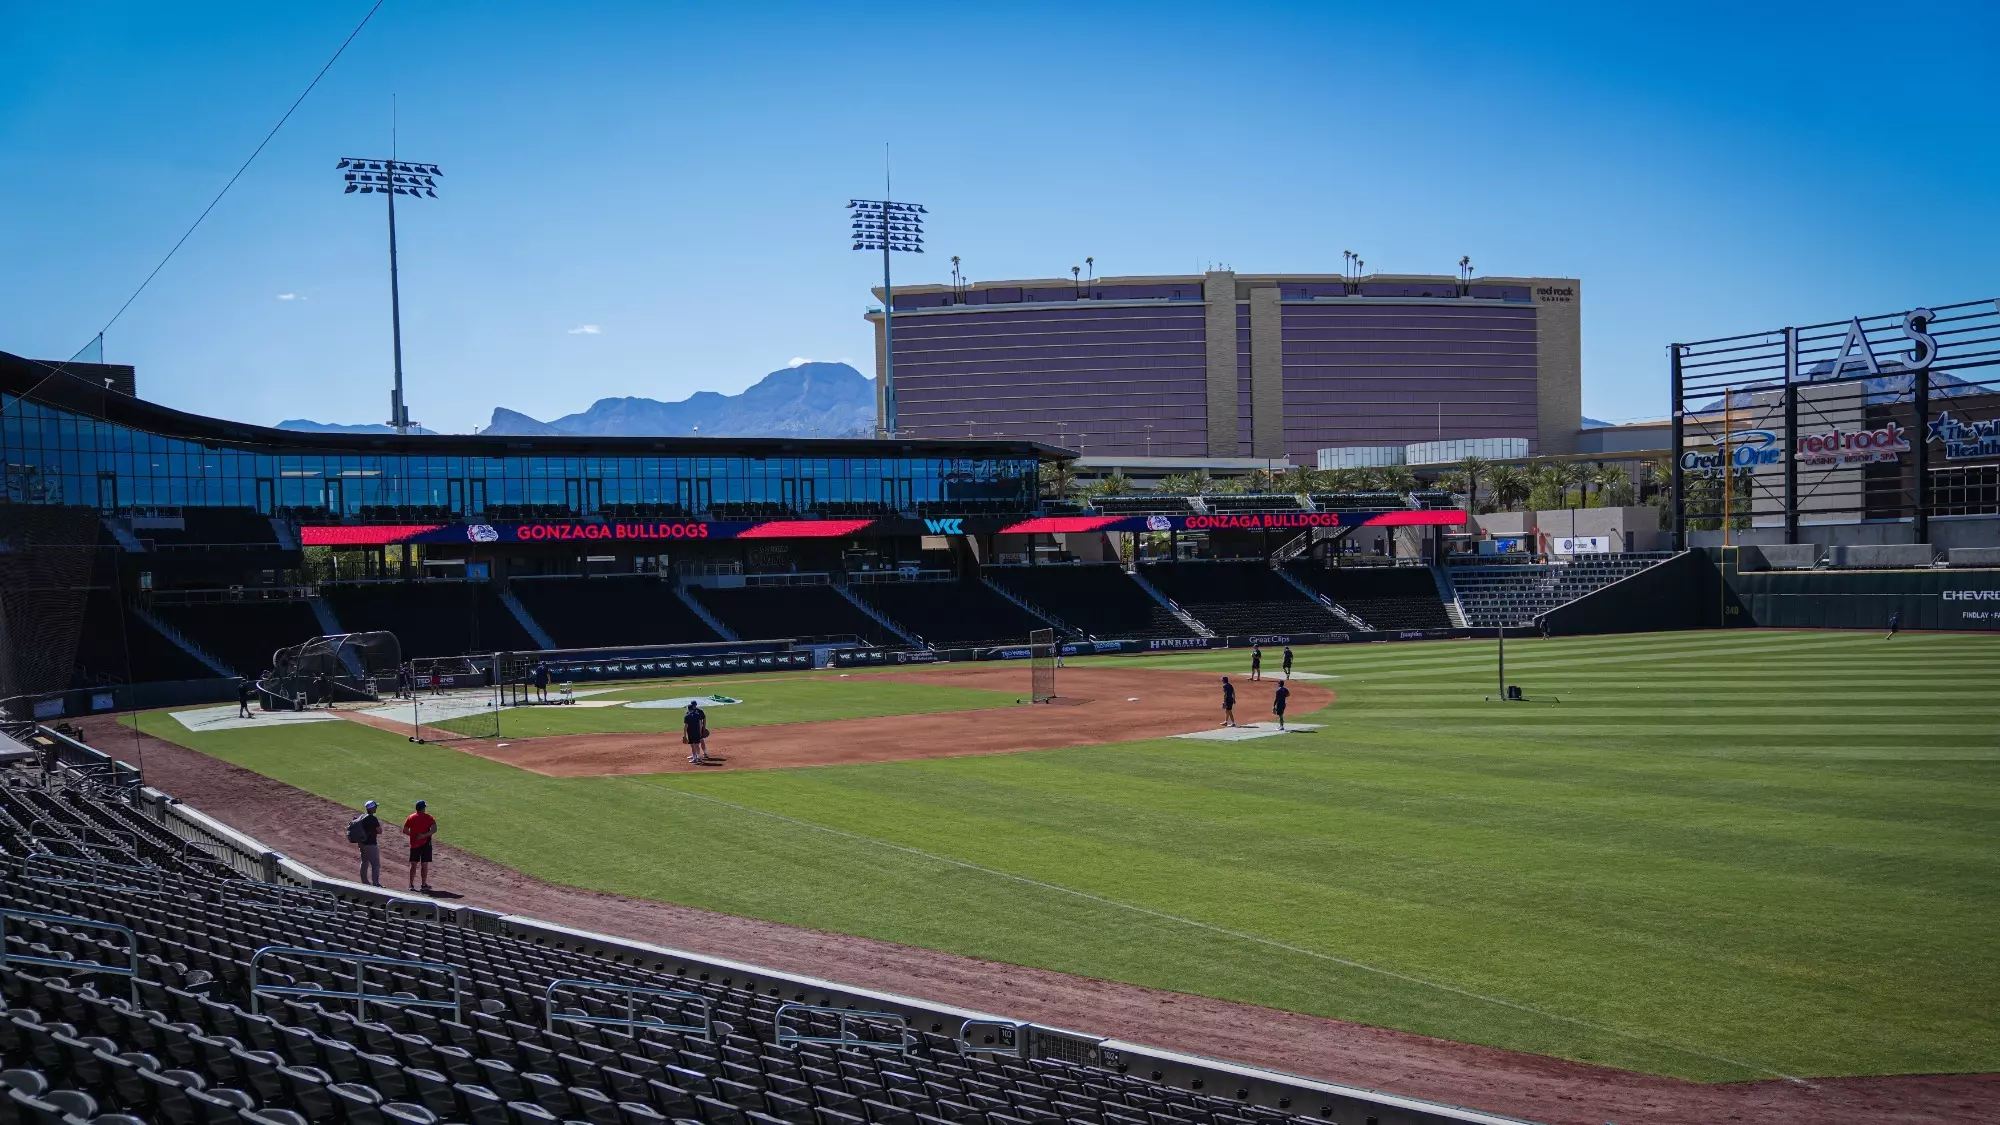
[483,361,875,438]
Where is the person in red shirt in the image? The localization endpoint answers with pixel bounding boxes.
[403,800,437,893]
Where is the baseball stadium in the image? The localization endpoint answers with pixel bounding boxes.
[2,289,1998,1125]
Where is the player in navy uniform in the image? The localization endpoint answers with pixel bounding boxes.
[1281,646,1294,676]
[1250,645,1262,681]
[1221,677,1237,727]
[1272,680,1291,730]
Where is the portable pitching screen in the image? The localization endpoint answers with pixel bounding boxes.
[406,653,500,743]
[1028,628,1057,703]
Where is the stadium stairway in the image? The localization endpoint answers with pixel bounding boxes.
[687,585,900,647]
[1137,563,1345,638]
[673,589,738,642]
[847,580,1052,648]
[979,566,1189,641]
[829,586,922,647]
[321,584,537,660]
[493,589,556,652]
[1447,553,1680,627]
[1122,571,1212,639]
[505,577,723,650]
[122,606,233,680]
[1277,566,1450,632]
[975,578,1081,639]
[0,748,1523,1125]
[148,601,325,681]
[1267,570,1366,631]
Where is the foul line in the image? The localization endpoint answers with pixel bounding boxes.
[639,779,1805,1085]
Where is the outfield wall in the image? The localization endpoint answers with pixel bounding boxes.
[1537,552,1721,637]
[1725,567,2000,631]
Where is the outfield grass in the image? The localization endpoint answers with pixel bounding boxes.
[132,630,2000,1082]
[434,675,1018,738]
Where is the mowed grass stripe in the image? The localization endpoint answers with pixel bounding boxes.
[136,630,2000,1082]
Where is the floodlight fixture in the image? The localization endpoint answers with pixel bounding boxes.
[848,197,926,437]
[338,156,442,433]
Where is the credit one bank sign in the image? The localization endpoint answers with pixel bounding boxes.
[1680,423,1913,477]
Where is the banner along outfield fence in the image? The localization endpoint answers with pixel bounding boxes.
[1726,566,2000,630]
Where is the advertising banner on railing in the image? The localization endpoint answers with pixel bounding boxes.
[299,509,1469,548]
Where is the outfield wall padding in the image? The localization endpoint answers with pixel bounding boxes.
[1537,551,1721,637]
[1727,568,2000,630]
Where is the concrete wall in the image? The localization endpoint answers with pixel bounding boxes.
[1472,506,1666,551]
[1204,271,1239,455]
[1249,286,1285,458]
[1689,513,2000,550]
[1533,279,1582,455]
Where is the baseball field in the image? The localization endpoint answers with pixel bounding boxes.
[127,629,2000,1086]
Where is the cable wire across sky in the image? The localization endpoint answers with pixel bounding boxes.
[85,0,389,354]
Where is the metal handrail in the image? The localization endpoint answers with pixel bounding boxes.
[959,1018,1028,1057]
[180,839,246,874]
[27,819,141,857]
[773,1002,913,1054]
[23,852,165,893]
[249,946,462,1023]
[218,882,361,919]
[0,908,140,1004]
[542,978,713,1041]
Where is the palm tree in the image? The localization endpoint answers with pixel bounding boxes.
[1038,461,1080,500]
[1591,464,1633,507]
[1541,461,1584,509]
[1157,470,1214,496]
[1087,471,1133,498]
[1459,455,1489,513]
[1241,467,1287,494]
[1487,464,1529,511]
[1376,465,1418,494]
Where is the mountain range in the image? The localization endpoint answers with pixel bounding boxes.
[277,361,876,438]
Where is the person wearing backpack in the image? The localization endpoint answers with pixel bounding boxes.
[347,800,382,886]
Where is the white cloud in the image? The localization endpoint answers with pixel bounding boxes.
[276,292,299,301]
[568,324,601,335]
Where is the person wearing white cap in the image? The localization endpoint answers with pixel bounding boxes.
[347,800,382,887]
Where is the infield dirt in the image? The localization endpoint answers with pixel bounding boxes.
[343,664,1329,777]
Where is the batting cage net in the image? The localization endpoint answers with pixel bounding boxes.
[265,631,401,709]
[407,653,500,743]
[1029,628,1057,703]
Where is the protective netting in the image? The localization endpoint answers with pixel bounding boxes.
[405,653,499,742]
[0,505,108,702]
[264,631,401,709]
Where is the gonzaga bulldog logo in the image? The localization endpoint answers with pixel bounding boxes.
[1146,515,1173,531]
[467,524,500,543]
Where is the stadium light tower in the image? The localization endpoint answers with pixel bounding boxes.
[848,197,925,438]
[337,155,441,434]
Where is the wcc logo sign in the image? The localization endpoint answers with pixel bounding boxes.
[923,518,964,535]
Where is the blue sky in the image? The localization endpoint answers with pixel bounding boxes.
[3,2,1995,434]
